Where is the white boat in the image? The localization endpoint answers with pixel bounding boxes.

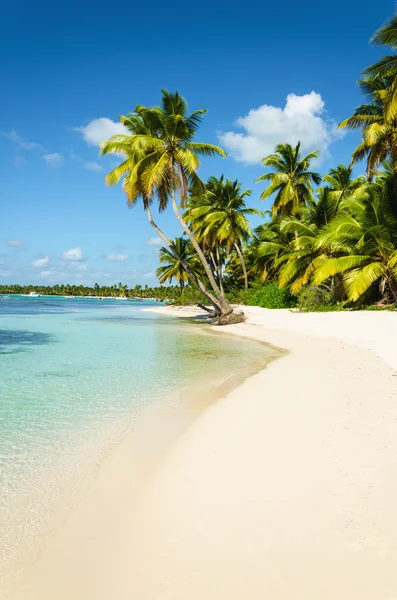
[26,291,40,297]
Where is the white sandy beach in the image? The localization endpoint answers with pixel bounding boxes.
[9,306,397,600]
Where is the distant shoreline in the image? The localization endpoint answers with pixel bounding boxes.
[0,293,164,301]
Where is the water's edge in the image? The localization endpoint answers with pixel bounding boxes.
[1,306,279,598]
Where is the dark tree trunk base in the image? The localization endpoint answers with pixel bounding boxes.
[217,311,246,326]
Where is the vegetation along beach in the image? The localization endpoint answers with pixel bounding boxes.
[2,3,397,599]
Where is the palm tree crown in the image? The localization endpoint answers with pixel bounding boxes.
[102,89,225,210]
[156,237,196,293]
[101,89,235,318]
[255,142,321,217]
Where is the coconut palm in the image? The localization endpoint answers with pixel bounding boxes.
[312,173,397,303]
[363,14,397,121]
[276,187,353,294]
[186,176,261,289]
[252,219,293,282]
[338,76,397,180]
[255,142,321,217]
[101,90,234,319]
[322,164,366,205]
[156,237,196,294]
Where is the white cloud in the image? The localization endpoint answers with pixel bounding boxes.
[106,253,128,263]
[144,272,156,279]
[12,156,28,167]
[145,237,162,247]
[84,161,103,172]
[17,141,44,151]
[8,239,24,247]
[0,270,11,277]
[62,247,85,262]
[42,153,63,167]
[75,118,127,146]
[2,130,44,151]
[219,91,343,164]
[38,270,56,279]
[1,129,22,142]
[31,256,50,268]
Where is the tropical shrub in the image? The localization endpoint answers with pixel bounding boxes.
[248,283,296,309]
[172,286,209,306]
[296,286,335,312]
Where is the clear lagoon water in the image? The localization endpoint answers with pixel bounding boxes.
[0,295,270,592]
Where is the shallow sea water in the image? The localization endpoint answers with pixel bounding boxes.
[0,295,271,593]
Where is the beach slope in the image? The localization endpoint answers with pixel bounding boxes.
[11,308,397,600]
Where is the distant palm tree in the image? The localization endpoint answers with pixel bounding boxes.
[156,237,195,294]
[101,90,233,318]
[187,176,261,289]
[255,142,321,217]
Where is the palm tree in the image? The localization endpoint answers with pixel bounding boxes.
[364,14,397,121]
[312,172,397,303]
[252,218,294,282]
[338,76,397,180]
[156,237,196,294]
[322,165,366,203]
[101,90,234,319]
[186,176,260,289]
[255,142,321,217]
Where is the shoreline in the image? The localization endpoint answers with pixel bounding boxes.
[9,306,397,599]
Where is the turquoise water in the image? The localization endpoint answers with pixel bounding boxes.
[0,295,269,591]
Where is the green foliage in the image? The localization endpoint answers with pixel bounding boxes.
[248,283,297,309]
[0,283,180,301]
[171,286,208,306]
[255,142,321,217]
[156,237,198,292]
[296,286,336,312]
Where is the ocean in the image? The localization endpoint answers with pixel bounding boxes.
[0,295,269,593]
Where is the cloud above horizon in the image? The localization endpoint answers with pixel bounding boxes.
[106,253,128,263]
[84,161,103,172]
[7,239,24,248]
[38,270,57,279]
[75,118,127,146]
[2,129,45,152]
[31,256,50,268]
[62,247,85,262]
[42,153,63,167]
[145,237,162,247]
[219,91,343,164]
[12,156,28,167]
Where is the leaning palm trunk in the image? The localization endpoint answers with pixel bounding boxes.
[234,243,248,290]
[170,192,233,316]
[215,245,224,296]
[146,207,221,314]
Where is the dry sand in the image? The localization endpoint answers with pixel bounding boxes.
[9,306,397,600]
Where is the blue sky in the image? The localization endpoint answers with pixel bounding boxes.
[0,0,395,286]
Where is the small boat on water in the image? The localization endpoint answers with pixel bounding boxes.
[26,291,40,297]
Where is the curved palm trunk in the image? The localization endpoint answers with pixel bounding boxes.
[215,245,224,296]
[234,242,248,290]
[388,274,397,303]
[170,192,233,316]
[146,206,221,314]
